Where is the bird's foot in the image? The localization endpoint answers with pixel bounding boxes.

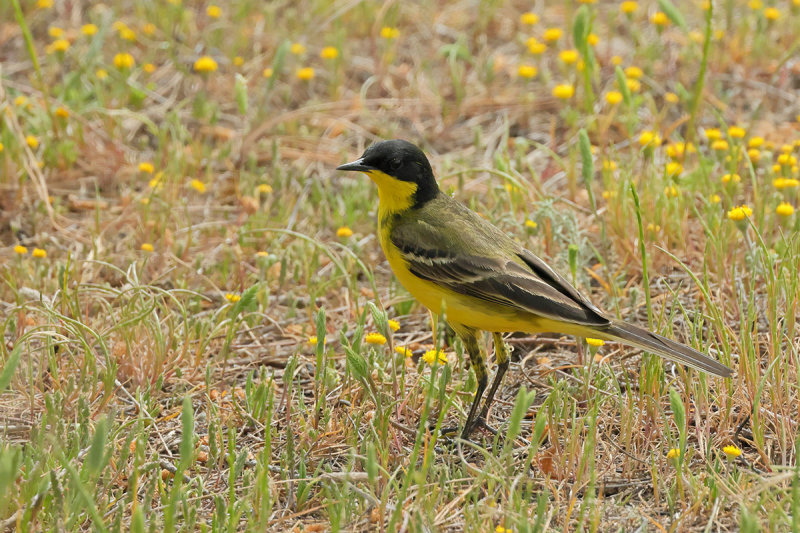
[435,417,498,449]
[471,416,499,436]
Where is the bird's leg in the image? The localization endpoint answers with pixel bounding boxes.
[475,332,510,431]
[440,329,488,440]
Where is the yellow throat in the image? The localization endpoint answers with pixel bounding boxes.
[365,169,418,215]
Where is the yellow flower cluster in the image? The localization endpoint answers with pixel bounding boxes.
[423,348,448,365]
[365,332,387,345]
[194,55,218,72]
[727,205,752,221]
[552,84,574,99]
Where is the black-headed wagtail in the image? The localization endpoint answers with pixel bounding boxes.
[337,139,733,439]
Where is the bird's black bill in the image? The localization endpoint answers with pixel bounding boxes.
[336,158,373,172]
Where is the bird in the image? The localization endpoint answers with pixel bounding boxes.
[336,139,733,440]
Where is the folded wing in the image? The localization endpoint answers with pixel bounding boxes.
[390,220,609,328]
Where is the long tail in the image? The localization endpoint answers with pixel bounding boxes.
[602,321,733,377]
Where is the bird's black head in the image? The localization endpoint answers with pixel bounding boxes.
[337,140,439,208]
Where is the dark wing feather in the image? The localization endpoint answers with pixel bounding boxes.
[391,223,609,327]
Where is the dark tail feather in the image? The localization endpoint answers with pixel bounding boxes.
[603,321,733,377]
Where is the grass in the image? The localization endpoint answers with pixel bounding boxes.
[1,0,800,530]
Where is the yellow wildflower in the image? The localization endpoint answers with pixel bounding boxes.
[776,202,795,217]
[258,184,273,194]
[46,39,71,54]
[587,33,599,46]
[143,63,156,73]
[307,336,319,346]
[728,126,746,139]
[727,205,752,221]
[262,68,273,78]
[290,42,306,55]
[194,56,218,72]
[422,348,448,365]
[748,137,765,149]
[26,135,39,149]
[388,319,400,331]
[638,131,661,147]
[705,128,722,141]
[525,219,538,229]
[36,0,53,8]
[139,162,155,174]
[749,0,763,8]
[764,7,780,20]
[605,91,623,105]
[336,226,353,238]
[206,5,221,18]
[520,12,539,25]
[140,243,154,252]
[611,55,623,65]
[148,172,164,190]
[650,11,670,26]
[119,27,136,41]
[586,338,605,347]
[114,53,135,69]
[142,23,157,35]
[666,448,681,459]
[666,162,683,176]
[380,26,400,39]
[559,49,579,64]
[225,293,241,302]
[664,185,679,198]
[665,92,679,103]
[32,248,47,258]
[96,68,108,80]
[552,84,574,99]
[320,46,339,59]
[55,107,69,118]
[721,173,741,184]
[365,332,387,345]
[624,66,643,79]
[48,26,64,38]
[233,56,244,66]
[13,245,28,255]
[620,1,638,14]
[722,445,742,458]
[543,27,563,42]
[190,179,206,193]
[625,78,641,93]
[517,65,537,78]
[395,345,413,357]
[711,140,729,151]
[710,194,721,204]
[666,142,692,159]
[296,67,315,80]
[526,38,547,54]
[747,148,761,162]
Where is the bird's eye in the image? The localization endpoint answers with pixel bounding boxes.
[389,158,402,171]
